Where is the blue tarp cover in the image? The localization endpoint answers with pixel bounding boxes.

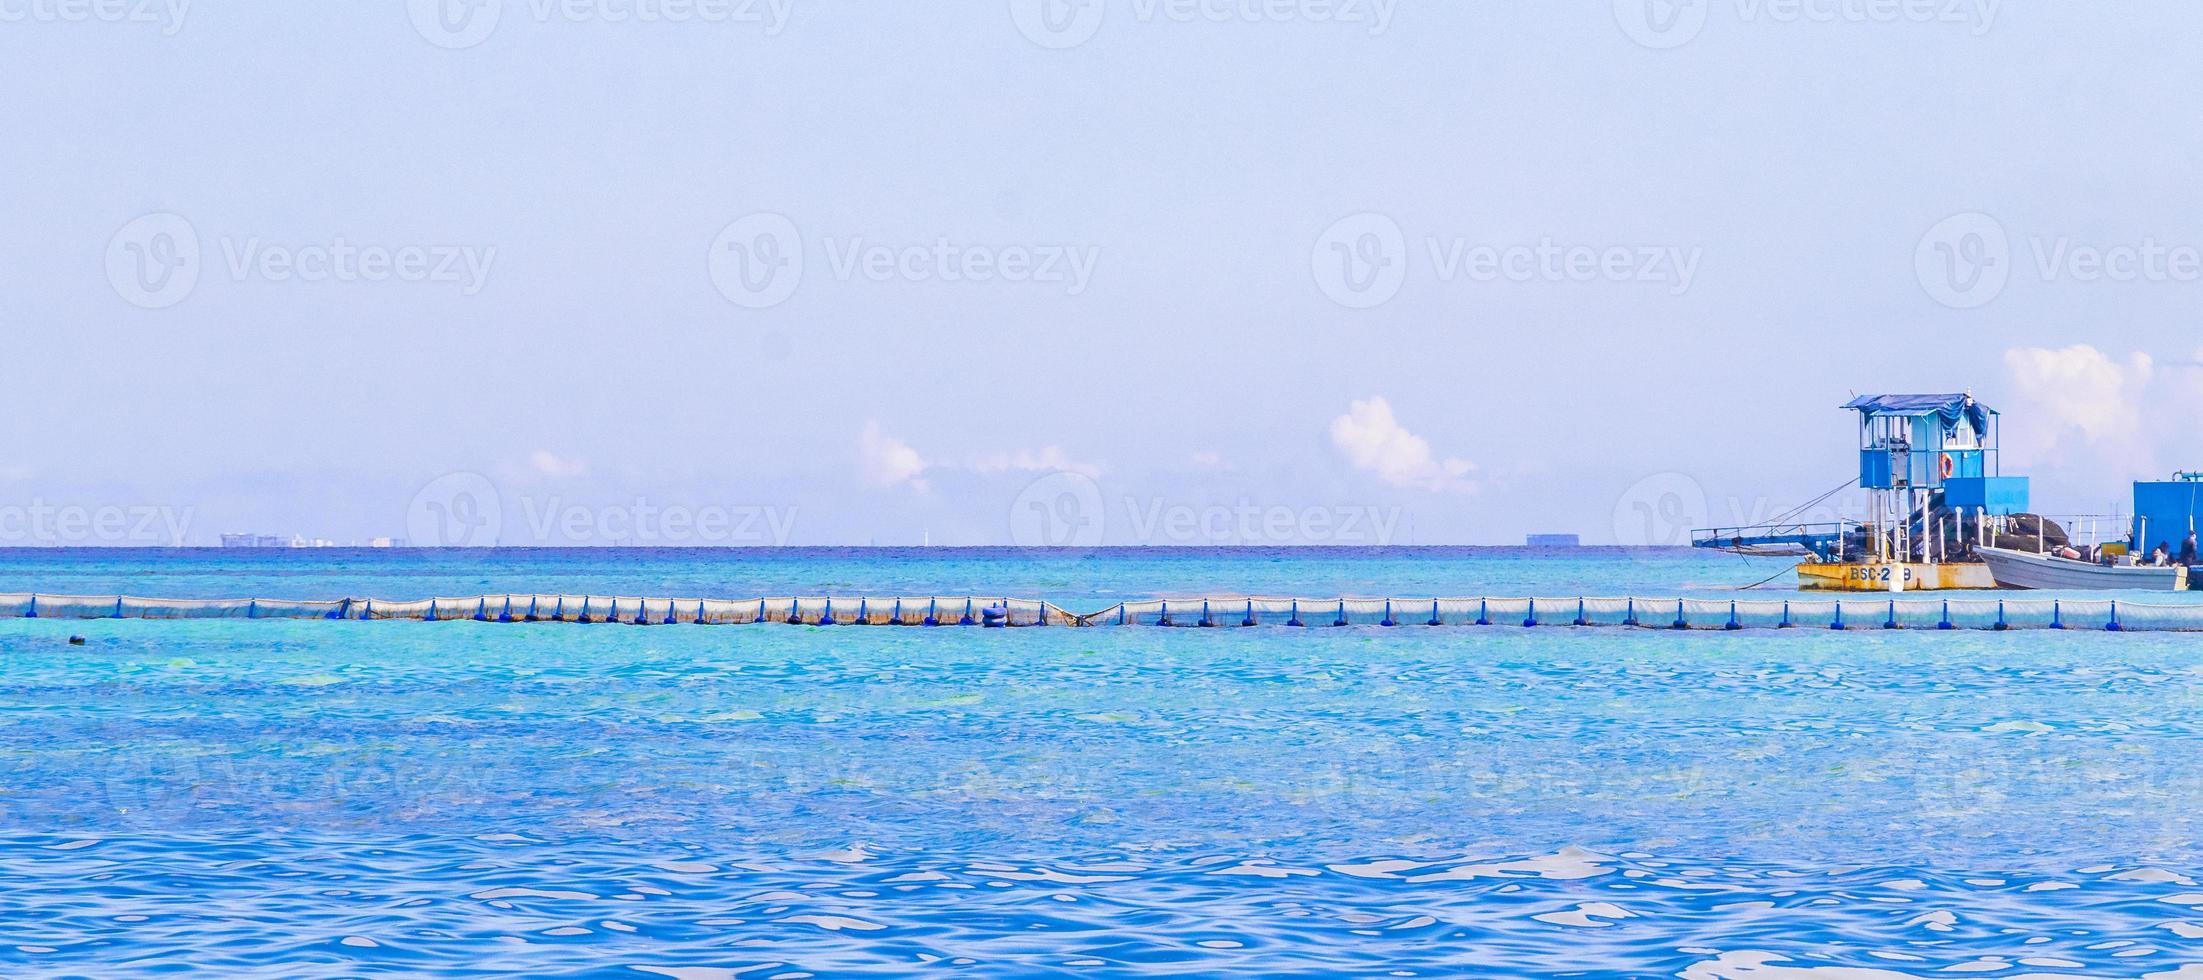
[1842,393,1994,432]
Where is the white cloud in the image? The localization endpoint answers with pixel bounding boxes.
[970,446,1102,479]
[859,421,930,491]
[2002,345,2154,464]
[1329,396,1476,492]
[529,450,587,478]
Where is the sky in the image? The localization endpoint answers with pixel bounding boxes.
[4,0,2202,547]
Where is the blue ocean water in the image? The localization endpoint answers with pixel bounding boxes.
[3,549,2203,978]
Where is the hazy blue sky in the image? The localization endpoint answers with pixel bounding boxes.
[5,1,2201,546]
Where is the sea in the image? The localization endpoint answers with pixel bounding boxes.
[3,547,2202,978]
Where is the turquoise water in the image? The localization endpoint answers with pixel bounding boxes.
[4,549,2203,977]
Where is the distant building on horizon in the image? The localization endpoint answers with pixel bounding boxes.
[1526,534,1581,548]
[218,533,287,548]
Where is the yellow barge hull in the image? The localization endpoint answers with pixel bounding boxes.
[1796,562,1999,592]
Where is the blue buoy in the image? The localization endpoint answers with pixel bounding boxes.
[1522,598,1539,629]
[1883,600,1900,630]
[1332,599,1349,628]
[1573,598,1589,628]
[819,598,838,626]
[1287,600,1304,628]
[958,599,976,627]
[1158,600,1174,627]
[1243,600,1257,628]
[2051,600,2065,630]
[924,598,940,627]
[499,597,515,623]
[1429,599,1444,627]
[1778,601,1791,629]
[1199,600,1216,628]
[1671,598,1688,630]
[1938,600,1953,630]
[982,602,1009,628]
[1994,600,2009,631]
[2107,600,2123,632]
[1475,598,1491,627]
[1381,600,1396,628]
[1724,600,1741,631]
[1624,598,1639,628]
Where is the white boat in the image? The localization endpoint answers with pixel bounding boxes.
[1976,546,2189,591]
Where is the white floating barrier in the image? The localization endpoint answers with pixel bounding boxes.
[2,593,2199,631]
[0,594,1080,627]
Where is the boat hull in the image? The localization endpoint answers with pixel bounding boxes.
[1976,546,2188,591]
[1796,562,1998,591]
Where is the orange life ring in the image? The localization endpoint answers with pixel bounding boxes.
[1939,453,1956,479]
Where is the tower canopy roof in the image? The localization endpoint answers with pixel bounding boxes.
[1841,393,1995,432]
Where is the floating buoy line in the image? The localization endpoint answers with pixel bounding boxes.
[3,593,2200,632]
